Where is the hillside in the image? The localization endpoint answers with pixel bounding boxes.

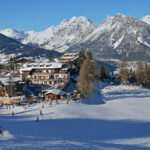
[0,33,60,59]
[1,84,150,150]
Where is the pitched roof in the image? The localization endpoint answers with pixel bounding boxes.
[0,77,22,86]
[21,62,63,71]
[45,89,65,96]
[0,78,9,85]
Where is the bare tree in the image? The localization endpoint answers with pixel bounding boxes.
[78,54,96,98]
[143,62,150,87]
[119,57,128,83]
[135,61,144,84]
[78,49,86,69]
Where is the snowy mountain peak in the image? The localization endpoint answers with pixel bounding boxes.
[115,13,126,18]
[1,14,150,60]
[68,14,150,61]
[59,16,94,26]
[103,16,114,23]
[103,13,126,24]
[100,13,130,27]
[0,16,96,52]
[0,28,26,39]
[0,16,96,53]
[141,15,150,25]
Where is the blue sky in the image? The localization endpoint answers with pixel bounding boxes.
[0,0,150,31]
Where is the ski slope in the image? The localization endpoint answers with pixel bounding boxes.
[1,84,150,150]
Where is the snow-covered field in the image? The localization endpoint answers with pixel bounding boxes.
[1,84,150,150]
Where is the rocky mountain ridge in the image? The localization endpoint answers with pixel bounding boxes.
[1,14,150,60]
[67,14,150,61]
[0,16,95,53]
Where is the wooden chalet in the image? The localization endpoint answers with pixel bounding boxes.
[0,77,24,104]
[16,58,32,69]
[45,89,65,100]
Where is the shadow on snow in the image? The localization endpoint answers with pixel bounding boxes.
[1,114,150,150]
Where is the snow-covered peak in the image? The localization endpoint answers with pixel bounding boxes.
[21,16,96,52]
[141,15,150,25]
[115,13,126,18]
[0,16,96,53]
[69,14,150,61]
[101,16,114,25]
[59,16,94,28]
[83,14,130,42]
[0,16,95,53]
[60,16,92,24]
[103,13,126,24]
[0,28,26,39]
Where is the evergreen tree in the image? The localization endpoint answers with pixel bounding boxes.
[7,57,17,71]
[0,64,3,70]
[78,53,96,98]
[128,68,136,83]
[100,63,106,79]
[119,57,128,83]
[78,49,86,69]
[49,53,54,62]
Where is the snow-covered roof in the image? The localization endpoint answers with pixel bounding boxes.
[63,53,78,56]
[0,78,9,86]
[17,57,31,61]
[21,62,63,71]
[61,67,70,70]
[45,89,66,96]
[53,58,60,63]
[0,77,22,86]
[60,56,76,59]
[13,77,22,82]
[50,63,62,69]
[20,67,33,71]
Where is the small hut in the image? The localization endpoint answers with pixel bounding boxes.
[45,89,65,100]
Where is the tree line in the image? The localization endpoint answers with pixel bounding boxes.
[78,51,150,98]
[119,57,150,87]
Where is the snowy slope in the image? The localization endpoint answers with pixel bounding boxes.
[141,15,150,25]
[1,84,150,149]
[0,17,96,53]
